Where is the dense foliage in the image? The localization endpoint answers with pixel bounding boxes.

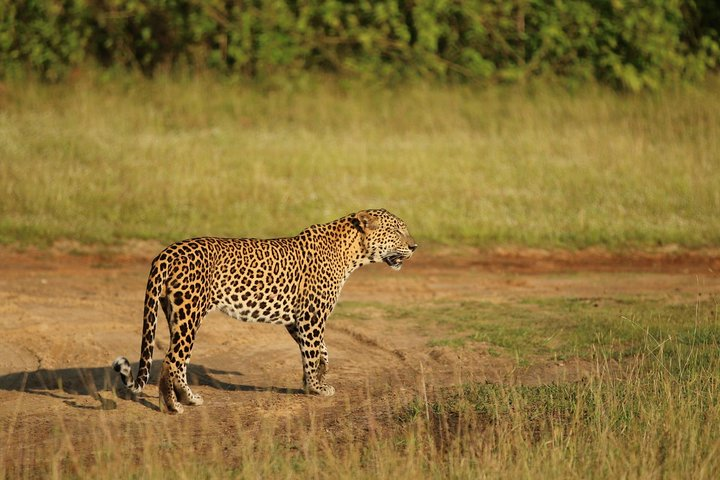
[1,0,719,89]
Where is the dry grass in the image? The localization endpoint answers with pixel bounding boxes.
[2,351,717,479]
[1,74,719,248]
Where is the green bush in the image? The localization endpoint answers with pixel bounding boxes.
[1,0,718,89]
[0,0,91,81]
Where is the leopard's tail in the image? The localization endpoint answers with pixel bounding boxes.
[113,256,166,394]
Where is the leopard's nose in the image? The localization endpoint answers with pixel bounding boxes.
[409,243,418,252]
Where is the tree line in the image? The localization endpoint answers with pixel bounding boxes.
[2,0,719,90]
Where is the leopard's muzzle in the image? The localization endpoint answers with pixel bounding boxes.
[383,246,416,270]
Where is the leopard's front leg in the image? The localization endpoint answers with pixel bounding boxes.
[296,319,334,396]
[316,340,329,384]
[301,348,334,396]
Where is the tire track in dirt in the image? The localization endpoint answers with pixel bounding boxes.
[333,324,408,361]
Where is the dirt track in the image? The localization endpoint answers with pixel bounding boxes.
[1,245,719,473]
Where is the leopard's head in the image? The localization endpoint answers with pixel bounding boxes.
[354,209,417,271]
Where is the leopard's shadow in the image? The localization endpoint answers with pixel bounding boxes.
[0,362,303,412]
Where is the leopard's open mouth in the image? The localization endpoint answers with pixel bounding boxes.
[383,254,406,270]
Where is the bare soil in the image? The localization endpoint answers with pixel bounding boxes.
[1,245,719,473]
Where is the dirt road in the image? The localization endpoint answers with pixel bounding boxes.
[1,245,718,473]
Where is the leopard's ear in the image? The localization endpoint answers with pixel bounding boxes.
[356,210,379,232]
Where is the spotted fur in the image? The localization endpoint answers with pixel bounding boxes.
[113,209,417,413]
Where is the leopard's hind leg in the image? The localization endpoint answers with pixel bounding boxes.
[158,299,205,413]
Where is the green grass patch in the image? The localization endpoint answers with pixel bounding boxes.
[343,292,720,477]
[404,382,718,477]
[401,328,720,479]
[2,74,720,248]
[337,295,720,363]
[340,293,720,473]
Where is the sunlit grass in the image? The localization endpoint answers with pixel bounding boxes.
[1,74,719,248]
[403,347,719,479]
[342,295,720,363]
[2,311,718,479]
[1,292,718,478]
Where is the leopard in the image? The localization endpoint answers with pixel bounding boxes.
[112,209,417,413]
